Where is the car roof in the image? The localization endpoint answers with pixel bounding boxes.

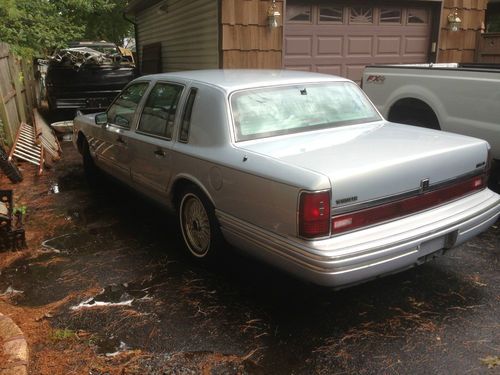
[138,69,350,92]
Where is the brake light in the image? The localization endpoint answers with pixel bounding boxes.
[299,191,331,238]
[332,174,486,234]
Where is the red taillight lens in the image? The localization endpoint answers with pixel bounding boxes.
[299,191,331,238]
[332,174,486,234]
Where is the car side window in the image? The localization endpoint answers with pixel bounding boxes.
[179,88,198,143]
[138,83,183,139]
[107,83,149,129]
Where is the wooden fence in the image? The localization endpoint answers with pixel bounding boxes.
[0,42,38,148]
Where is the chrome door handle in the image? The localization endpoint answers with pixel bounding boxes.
[116,136,127,145]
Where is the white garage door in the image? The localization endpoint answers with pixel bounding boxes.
[284,2,434,83]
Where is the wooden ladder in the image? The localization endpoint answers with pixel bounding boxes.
[8,122,44,175]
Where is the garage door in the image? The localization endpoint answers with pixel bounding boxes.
[284,2,434,83]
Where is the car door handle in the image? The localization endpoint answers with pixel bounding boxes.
[154,149,166,158]
[116,136,127,145]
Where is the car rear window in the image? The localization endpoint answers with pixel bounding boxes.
[230,82,381,141]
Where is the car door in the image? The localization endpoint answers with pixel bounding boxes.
[94,82,149,182]
[127,82,184,198]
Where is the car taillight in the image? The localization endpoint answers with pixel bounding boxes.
[332,174,486,235]
[299,191,331,238]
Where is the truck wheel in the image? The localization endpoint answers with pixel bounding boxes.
[0,145,23,183]
[489,160,500,193]
[389,100,440,130]
[178,186,223,260]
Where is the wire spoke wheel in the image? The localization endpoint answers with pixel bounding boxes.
[180,192,212,257]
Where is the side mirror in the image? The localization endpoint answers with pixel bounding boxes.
[95,112,108,126]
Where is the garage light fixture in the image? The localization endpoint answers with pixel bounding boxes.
[267,0,281,28]
[448,8,462,32]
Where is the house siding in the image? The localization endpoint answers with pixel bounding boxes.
[438,0,488,62]
[136,0,219,72]
[130,0,490,72]
[221,0,283,68]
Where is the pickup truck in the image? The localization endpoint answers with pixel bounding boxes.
[362,63,500,188]
[46,41,136,112]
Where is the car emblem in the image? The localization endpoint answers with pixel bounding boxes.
[420,178,430,193]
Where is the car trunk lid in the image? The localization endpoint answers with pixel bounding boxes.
[239,122,489,209]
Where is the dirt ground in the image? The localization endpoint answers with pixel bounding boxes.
[0,145,141,374]
[0,137,499,374]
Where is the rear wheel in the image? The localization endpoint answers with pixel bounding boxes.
[81,137,100,184]
[178,186,222,260]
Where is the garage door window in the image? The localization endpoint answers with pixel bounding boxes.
[408,8,428,24]
[286,5,312,23]
[380,8,402,24]
[319,6,343,23]
[349,7,373,24]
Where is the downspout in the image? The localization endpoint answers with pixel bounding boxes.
[123,12,141,75]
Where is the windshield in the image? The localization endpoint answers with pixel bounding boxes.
[231,82,381,141]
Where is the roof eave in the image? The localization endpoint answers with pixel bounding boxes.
[125,0,163,15]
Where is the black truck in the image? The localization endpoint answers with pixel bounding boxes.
[46,41,136,112]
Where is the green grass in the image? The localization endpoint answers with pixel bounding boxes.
[51,328,77,341]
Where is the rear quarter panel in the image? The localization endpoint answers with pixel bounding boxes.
[170,85,330,238]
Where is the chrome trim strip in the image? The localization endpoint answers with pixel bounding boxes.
[331,169,485,215]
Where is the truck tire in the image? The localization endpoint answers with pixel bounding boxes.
[0,145,23,183]
[389,100,440,130]
[489,160,500,193]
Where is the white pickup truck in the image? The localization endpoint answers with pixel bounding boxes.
[362,63,500,188]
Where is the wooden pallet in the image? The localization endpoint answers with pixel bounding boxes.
[8,122,44,175]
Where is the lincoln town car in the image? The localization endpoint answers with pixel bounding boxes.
[73,70,500,288]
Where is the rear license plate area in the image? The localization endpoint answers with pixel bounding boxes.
[416,231,458,265]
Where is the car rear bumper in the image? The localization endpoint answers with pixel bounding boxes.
[218,188,500,288]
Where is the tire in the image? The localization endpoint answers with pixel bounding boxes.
[178,186,223,260]
[0,144,23,183]
[488,160,500,193]
[390,110,440,131]
[81,137,100,184]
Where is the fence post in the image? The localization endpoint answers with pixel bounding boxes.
[0,44,15,145]
[8,53,27,124]
[21,59,35,121]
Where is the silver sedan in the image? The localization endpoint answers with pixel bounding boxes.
[73,70,500,288]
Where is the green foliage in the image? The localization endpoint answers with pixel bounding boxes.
[13,205,27,215]
[82,1,133,45]
[51,328,77,341]
[0,0,132,57]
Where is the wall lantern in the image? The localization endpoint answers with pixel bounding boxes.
[447,8,462,32]
[267,0,281,28]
